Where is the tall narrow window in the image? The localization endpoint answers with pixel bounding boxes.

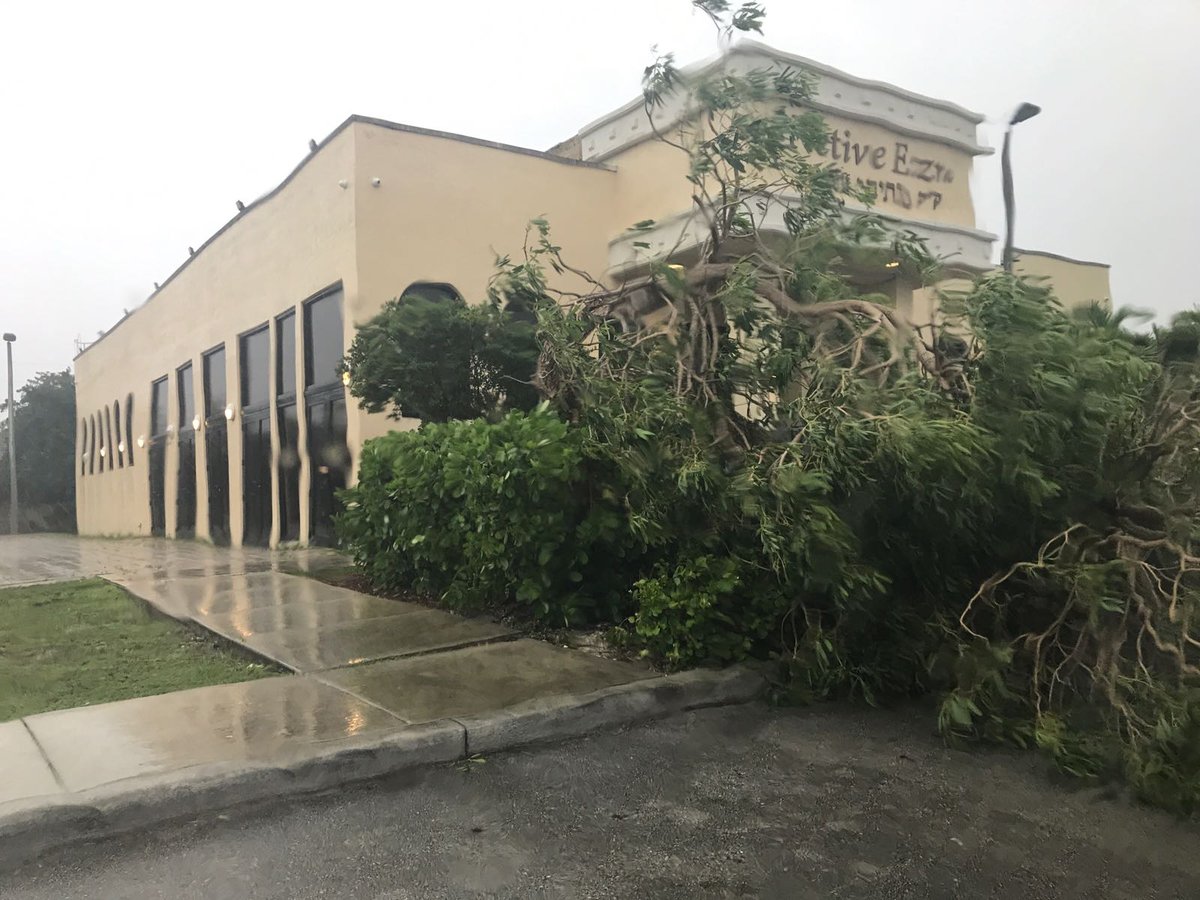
[275,310,299,543]
[148,377,169,537]
[203,345,230,545]
[240,327,270,409]
[176,362,197,538]
[114,400,124,467]
[80,418,87,476]
[150,377,168,438]
[125,393,135,466]
[240,325,272,546]
[304,289,344,389]
[104,406,114,472]
[277,310,297,398]
[204,346,227,419]
[303,288,349,544]
[88,414,96,475]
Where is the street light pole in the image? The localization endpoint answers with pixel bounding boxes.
[3,332,16,535]
[1001,102,1042,274]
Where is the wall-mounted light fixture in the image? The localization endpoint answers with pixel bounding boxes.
[341,370,351,387]
[191,415,200,431]
[137,435,146,449]
[99,446,107,458]
[338,179,349,190]
[224,404,235,421]
[117,441,126,454]
[370,177,381,188]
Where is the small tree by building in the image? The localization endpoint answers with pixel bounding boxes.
[340,288,539,424]
[0,369,77,533]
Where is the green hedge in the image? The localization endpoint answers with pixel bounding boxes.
[337,406,638,624]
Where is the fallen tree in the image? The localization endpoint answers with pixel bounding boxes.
[340,1,1200,810]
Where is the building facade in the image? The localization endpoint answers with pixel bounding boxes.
[74,41,1112,546]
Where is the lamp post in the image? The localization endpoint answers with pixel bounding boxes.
[3,332,16,535]
[1001,102,1042,274]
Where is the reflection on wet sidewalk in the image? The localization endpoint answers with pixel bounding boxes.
[113,570,514,673]
[0,534,655,812]
[0,533,344,588]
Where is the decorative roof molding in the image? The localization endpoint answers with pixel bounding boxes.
[575,40,992,163]
[1013,247,1110,269]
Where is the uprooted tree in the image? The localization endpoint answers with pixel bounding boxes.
[339,1,1200,811]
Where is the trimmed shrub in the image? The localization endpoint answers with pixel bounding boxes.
[624,556,787,667]
[337,406,638,624]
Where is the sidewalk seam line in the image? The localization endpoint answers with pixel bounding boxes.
[21,718,66,792]
[314,631,521,672]
[306,673,413,724]
[447,717,471,757]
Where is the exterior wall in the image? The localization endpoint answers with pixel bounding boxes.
[1012,249,1112,311]
[817,112,976,229]
[74,45,1112,549]
[347,121,618,458]
[75,127,359,543]
[582,44,995,281]
[601,137,695,243]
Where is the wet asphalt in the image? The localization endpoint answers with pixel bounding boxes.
[5,702,1198,899]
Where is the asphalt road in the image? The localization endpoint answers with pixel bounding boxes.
[5,703,1197,899]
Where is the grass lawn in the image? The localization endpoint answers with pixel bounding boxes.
[0,578,281,722]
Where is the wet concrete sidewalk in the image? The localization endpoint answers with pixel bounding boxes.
[112,569,516,672]
[0,533,342,587]
[0,535,669,819]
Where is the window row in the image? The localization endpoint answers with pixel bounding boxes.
[80,394,136,476]
[81,286,349,479]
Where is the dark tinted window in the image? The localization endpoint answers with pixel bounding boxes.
[178,363,195,427]
[304,290,343,389]
[203,346,226,418]
[150,377,169,436]
[114,401,123,467]
[103,406,113,471]
[277,311,296,397]
[241,326,270,408]
[80,419,87,475]
[401,282,462,304]
[88,414,96,474]
[125,393,135,465]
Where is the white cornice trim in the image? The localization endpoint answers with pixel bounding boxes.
[606,201,998,277]
[576,40,990,162]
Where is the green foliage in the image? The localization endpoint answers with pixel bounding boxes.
[624,556,782,666]
[0,369,76,528]
[338,0,1200,813]
[339,289,538,423]
[337,406,639,625]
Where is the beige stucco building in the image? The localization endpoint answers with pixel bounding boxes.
[74,41,1112,547]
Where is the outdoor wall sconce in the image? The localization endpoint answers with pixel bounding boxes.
[341,370,351,386]
[137,435,146,448]
[224,404,235,421]
[99,446,106,458]
[191,415,201,431]
[117,441,126,454]
[370,177,381,188]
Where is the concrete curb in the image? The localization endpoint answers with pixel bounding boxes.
[455,666,768,754]
[0,667,765,872]
[0,719,466,872]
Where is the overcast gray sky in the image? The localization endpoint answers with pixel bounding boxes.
[2,0,1196,388]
